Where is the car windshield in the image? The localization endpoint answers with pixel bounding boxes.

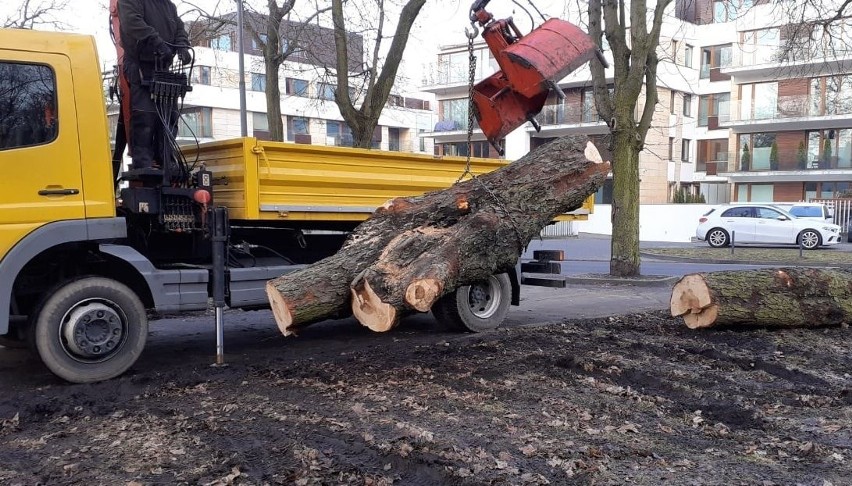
[788,206,823,217]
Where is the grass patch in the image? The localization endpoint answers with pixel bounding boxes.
[642,247,852,265]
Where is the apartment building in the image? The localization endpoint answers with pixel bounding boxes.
[109,15,435,154]
[422,0,852,204]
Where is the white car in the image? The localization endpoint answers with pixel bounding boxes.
[696,204,842,249]
[771,202,834,224]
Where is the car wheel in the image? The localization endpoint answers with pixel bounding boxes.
[30,277,148,383]
[797,230,821,250]
[432,273,511,332]
[706,228,729,248]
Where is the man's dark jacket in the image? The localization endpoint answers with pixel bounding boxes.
[118,0,189,62]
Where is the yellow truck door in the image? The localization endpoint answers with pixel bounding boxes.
[0,52,85,259]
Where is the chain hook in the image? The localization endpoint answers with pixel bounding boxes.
[465,23,478,39]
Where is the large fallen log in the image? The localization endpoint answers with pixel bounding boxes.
[670,268,852,329]
[267,135,609,335]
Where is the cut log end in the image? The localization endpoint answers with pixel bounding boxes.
[670,274,717,329]
[405,278,443,312]
[351,280,398,332]
[266,281,296,336]
[584,141,604,164]
[681,304,719,329]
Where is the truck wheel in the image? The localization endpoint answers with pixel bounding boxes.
[432,273,511,332]
[30,277,148,383]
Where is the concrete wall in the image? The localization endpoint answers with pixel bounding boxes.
[576,204,715,242]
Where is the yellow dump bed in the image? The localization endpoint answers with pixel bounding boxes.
[190,138,592,223]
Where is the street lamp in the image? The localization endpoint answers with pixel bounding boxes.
[236,0,247,136]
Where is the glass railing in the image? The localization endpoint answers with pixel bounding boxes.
[730,45,852,68]
[727,95,852,123]
[534,104,603,126]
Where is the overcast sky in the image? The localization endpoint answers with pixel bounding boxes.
[2,0,567,91]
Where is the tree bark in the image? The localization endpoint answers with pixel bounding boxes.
[670,268,852,329]
[267,135,610,335]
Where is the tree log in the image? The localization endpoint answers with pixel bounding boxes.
[267,135,609,335]
[670,268,852,329]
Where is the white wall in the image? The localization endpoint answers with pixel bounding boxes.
[577,204,715,242]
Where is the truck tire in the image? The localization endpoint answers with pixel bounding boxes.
[30,277,148,383]
[432,273,511,332]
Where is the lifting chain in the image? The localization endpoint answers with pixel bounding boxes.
[457,26,478,184]
[456,23,526,248]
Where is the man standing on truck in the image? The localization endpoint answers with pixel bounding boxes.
[117,0,192,170]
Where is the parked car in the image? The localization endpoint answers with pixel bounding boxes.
[772,202,834,224]
[696,204,842,249]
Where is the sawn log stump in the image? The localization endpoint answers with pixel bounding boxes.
[267,135,609,335]
[670,268,852,329]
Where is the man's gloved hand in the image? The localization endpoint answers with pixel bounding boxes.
[177,47,192,65]
[152,37,173,59]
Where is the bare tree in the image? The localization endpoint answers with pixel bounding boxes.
[331,0,426,149]
[2,0,69,29]
[187,1,331,141]
[770,0,852,62]
[587,0,673,277]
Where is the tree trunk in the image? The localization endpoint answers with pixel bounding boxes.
[610,129,641,276]
[267,135,609,335]
[670,268,852,329]
[265,60,284,141]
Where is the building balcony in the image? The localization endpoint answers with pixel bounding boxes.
[530,104,609,136]
[719,168,852,183]
[721,96,852,132]
[724,47,852,82]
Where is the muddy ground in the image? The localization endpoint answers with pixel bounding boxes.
[0,309,850,485]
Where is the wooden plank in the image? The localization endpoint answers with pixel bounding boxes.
[522,275,567,288]
[532,250,565,262]
[521,261,562,274]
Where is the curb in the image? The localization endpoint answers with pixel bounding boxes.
[563,273,679,287]
[639,251,852,268]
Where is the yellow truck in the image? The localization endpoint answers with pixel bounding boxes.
[0,28,592,383]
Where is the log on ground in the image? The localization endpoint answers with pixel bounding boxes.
[670,268,852,329]
[267,135,610,335]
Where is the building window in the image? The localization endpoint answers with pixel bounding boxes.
[739,133,776,171]
[697,139,729,173]
[683,93,692,116]
[682,139,691,162]
[438,141,491,157]
[0,62,58,150]
[210,33,232,51]
[698,93,730,127]
[437,98,471,131]
[287,116,310,142]
[326,120,353,146]
[192,66,211,85]
[713,0,753,23]
[388,127,400,151]
[251,33,268,52]
[594,179,613,204]
[178,107,213,138]
[285,77,308,97]
[684,44,693,68]
[418,128,426,152]
[700,44,732,79]
[252,112,270,140]
[670,90,677,114]
[668,137,674,160]
[672,39,679,61]
[250,73,266,92]
[317,82,335,101]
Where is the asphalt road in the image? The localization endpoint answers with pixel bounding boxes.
[0,234,817,382]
